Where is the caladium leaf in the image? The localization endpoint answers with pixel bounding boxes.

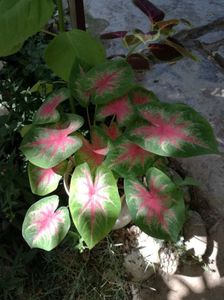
[105,137,156,177]
[73,60,135,106]
[22,195,70,251]
[124,167,185,241]
[20,114,83,168]
[101,123,121,141]
[130,86,159,105]
[96,95,134,125]
[33,88,70,125]
[69,163,121,249]
[28,161,67,196]
[133,0,165,23]
[75,127,109,170]
[101,31,128,39]
[127,102,219,157]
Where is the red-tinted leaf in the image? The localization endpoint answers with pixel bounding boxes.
[125,167,185,241]
[127,54,150,70]
[127,102,219,157]
[22,195,70,251]
[149,43,182,61]
[101,31,128,39]
[75,127,108,169]
[165,38,197,61]
[96,95,134,125]
[33,88,69,125]
[105,137,156,177]
[73,60,135,106]
[133,0,165,23]
[69,163,121,249]
[20,114,84,168]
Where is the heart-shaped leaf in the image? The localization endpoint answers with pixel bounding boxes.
[20,114,83,168]
[69,163,121,249]
[124,167,185,241]
[0,0,54,57]
[22,195,70,251]
[133,0,165,23]
[130,86,159,105]
[75,127,109,170]
[96,95,134,125]
[105,137,156,177]
[33,88,70,125]
[127,102,219,157]
[45,29,106,81]
[28,161,67,196]
[101,123,121,141]
[73,60,135,106]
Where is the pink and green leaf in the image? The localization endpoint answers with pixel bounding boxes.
[69,163,121,249]
[73,60,135,106]
[75,127,109,170]
[33,88,70,125]
[22,195,70,251]
[28,161,68,196]
[133,0,165,23]
[124,167,185,241]
[105,137,157,177]
[96,95,134,125]
[129,86,159,105]
[127,102,219,157]
[20,114,84,168]
[101,122,121,141]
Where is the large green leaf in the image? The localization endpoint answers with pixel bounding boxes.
[124,167,185,241]
[22,195,70,251]
[69,163,121,249]
[127,102,219,157]
[44,29,106,81]
[0,0,54,57]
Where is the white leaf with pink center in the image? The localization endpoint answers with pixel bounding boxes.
[22,195,70,251]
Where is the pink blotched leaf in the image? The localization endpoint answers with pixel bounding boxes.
[33,88,70,124]
[73,59,135,106]
[130,86,159,105]
[69,163,121,249]
[124,167,185,241]
[101,123,121,141]
[96,95,134,125]
[127,102,219,157]
[28,161,67,196]
[105,137,156,177]
[75,127,109,170]
[22,195,70,251]
[20,114,84,168]
[133,0,165,23]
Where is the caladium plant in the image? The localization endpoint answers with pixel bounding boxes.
[20,55,218,250]
[10,0,217,251]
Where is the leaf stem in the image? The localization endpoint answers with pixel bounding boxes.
[56,0,65,32]
[86,106,91,130]
[69,96,75,113]
[41,29,57,37]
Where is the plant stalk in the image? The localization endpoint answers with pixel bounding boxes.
[56,0,65,32]
[86,106,91,130]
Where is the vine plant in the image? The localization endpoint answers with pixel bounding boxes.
[0,0,219,250]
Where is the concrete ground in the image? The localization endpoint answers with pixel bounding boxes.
[84,0,224,299]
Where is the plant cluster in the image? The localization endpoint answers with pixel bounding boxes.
[0,0,219,252]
